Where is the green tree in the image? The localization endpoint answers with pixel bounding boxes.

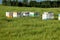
[23,0,28,4]
[2,0,7,5]
[16,0,18,6]
[30,1,37,7]
[7,0,11,6]
[40,1,51,8]
[51,1,57,8]
[12,0,16,6]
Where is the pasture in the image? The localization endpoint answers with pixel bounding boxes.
[0,5,60,40]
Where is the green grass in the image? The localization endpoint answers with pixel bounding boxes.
[0,5,60,40]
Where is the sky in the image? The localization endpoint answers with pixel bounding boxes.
[0,0,2,4]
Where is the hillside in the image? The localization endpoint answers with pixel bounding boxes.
[0,5,60,40]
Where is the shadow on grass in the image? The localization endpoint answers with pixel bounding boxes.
[1,17,13,22]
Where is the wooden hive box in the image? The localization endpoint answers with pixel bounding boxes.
[42,12,48,20]
[6,12,13,18]
[13,12,17,18]
[29,12,35,17]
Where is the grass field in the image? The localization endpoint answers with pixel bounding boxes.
[0,5,60,40]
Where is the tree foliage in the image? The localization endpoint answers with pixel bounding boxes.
[2,0,60,8]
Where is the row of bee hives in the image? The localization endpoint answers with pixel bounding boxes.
[42,12,54,20]
[6,12,39,18]
[42,12,60,20]
[6,12,60,20]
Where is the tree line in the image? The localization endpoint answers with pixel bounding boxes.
[2,0,60,8]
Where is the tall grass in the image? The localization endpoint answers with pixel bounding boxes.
[0,5,60,40]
